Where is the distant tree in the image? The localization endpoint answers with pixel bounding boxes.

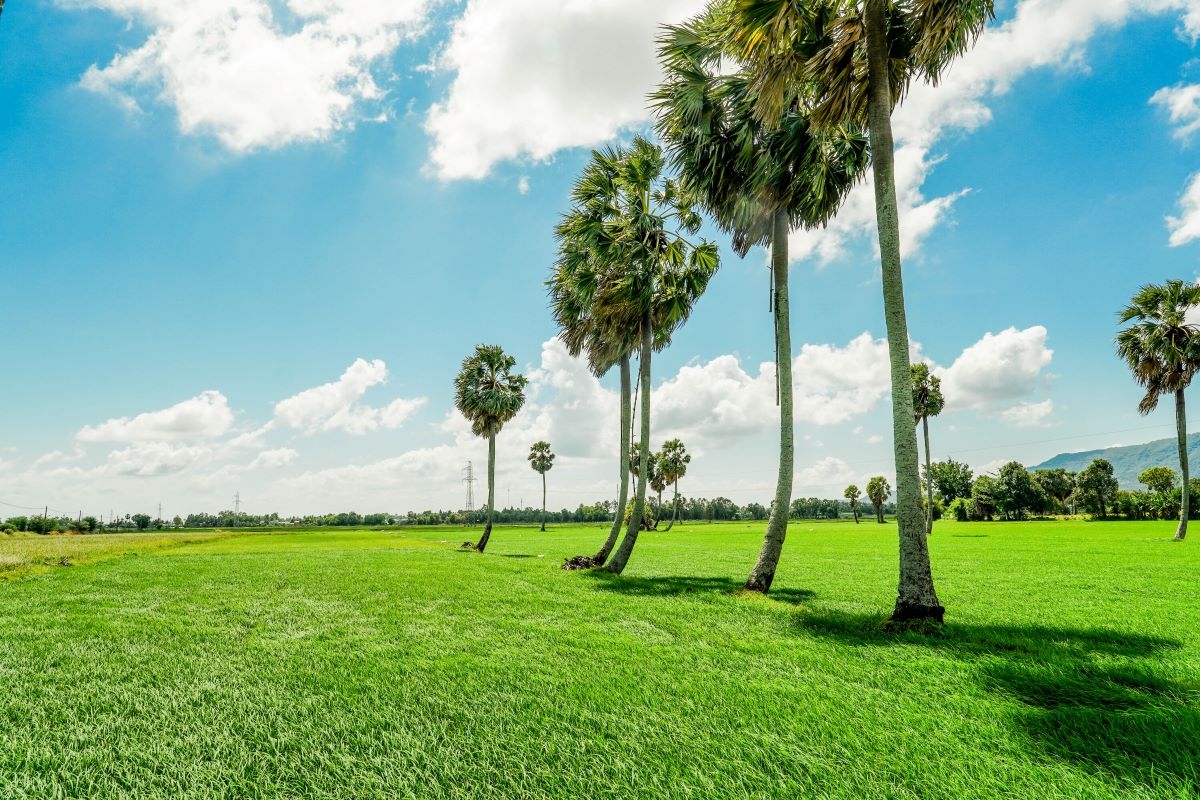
[743,502,768,521]
[971,476,999,521]
[648,453,669,526]
[866,476,891,524]
[131,514,151,531]
[527,441,555,533]
[454,344,527,553]
[926,459,974,504]
[1077,459,1120,519]
[1117,279,1200,540]
[995,462,1043,520]
[1139,466,1178,497]
[911,363,945,533]
[82,516,98,533]
[843,484,862,524]
[658,439,691,531]
[1033,468,1076,513]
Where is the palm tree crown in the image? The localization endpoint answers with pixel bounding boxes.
[1117,279,1200,414]
[911,363,944,422]
[454,345,527,437]
[528,441,555,475]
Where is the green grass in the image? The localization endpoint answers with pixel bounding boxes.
[1,519,1197,798]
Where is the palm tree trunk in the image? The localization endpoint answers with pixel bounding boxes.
[923,415,934,535]
[746,209,793,593]
[540,471,547,533]
[594,354,632,563]
[476,434,496,552]
[865,0,943,624]
[1176,388,1189,541]
[663,480,679,532]
[607,315,652,574]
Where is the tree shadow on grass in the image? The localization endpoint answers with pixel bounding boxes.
[579,571,816,605]
[498,554,539,559]
[795,611,1199,794]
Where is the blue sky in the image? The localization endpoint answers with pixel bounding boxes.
[3,0,1200,519]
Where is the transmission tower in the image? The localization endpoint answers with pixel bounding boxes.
[233,491,241,528]
[462,462,476,526]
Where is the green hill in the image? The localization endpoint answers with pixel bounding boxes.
[1031,432,1200,488]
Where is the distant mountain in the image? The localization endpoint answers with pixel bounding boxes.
[1031,433,1200,489]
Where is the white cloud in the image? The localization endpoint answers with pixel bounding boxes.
[517,176,531,195]
[273,358,426,435]
[1151,82,1200,140]
[794,457,857,491]
[248,448,299,470]
[77,390,233,443]
[938,326,1053,410]
[1167,171,1200,247]
[103,442,215,478]
[999,399,1055,428]
[75,0,430,152]
[424,0,705,180]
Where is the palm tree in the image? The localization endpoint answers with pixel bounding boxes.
[911,363,945,535]
[844,484,861,523]
[555,137,719,575]
[453,344,527,553]
[628,441,660,530]
[866,476,890,524]
[709,0,994,622]
[1116,279,1200,541]
[648,452,669,528]
[527,441,555,533]
[655,15,868,593]
[658,438,691,531]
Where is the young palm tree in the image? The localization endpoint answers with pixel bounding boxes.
[710,0,994,621]
[527,441,555,533]
[911,363,945,535]
[453,345,527,553]
[655,15,868,593]
[658,438,691,531]
[556,137,719,575]
[844,484,861,524]
[1116,279,1200,541]
[866,475,890,524]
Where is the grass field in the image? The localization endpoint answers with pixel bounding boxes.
[1,519,1197,799]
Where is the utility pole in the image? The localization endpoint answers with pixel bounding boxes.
[157,502,162,521]
[234,492,241,527]
[462,462,476,526]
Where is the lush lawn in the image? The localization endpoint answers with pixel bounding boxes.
[1,519,1197,799]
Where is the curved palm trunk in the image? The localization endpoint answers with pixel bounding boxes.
[663,479,680,531]
[594,355,632,562]
[746,210,793,593]
[476,434,496,552]
[607,316,652,574]
[540,471,547,532]
[852,504,860,524]
[1176,388,1189,541]
[923,416,934,535]
[866,0,943,624]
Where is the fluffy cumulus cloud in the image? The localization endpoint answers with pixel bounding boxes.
[1166,171,1200,247]
[998,400,1055,429]
[75,0,430,151]
[794,457,857,492]
[248,448,299,470]
[77,390,233,443]
[273,358,426,435]
[938,326,1054,418]
[1151,81,1200,141]
[424,0,705,180]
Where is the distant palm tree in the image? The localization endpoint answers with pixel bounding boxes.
[843,484,861,524]
[911,363,945,535]
[454,345,527,553]
[655,16,868,593]
[1117,279,1200,541]
[713,0,994,622]
[527,441,555,533]
[556,137,719,575]
[658,439,691,531]
[866,476,891,524]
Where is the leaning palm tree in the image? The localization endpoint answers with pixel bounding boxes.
[453,345,527,553]
[1116,279,1200,541]
[655,15,868,593]
[527,441,555,533]
[911,363,944,535]
[557,137,719,575]
[710,0,994,621]
[658,438,691,531]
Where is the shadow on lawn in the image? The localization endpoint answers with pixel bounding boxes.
[580,572,816,605]
[796,611,1200,794]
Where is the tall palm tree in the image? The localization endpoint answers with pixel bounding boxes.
[453,344,527,553]
[910,363,944,535]
[655,14,868,593]
[1116,279,1200,541]
[709,0,993,621]
[527,441,555,533]
[658,438,691,531]
[556,137,719,575]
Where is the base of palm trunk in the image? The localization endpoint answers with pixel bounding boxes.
[1174,531,1187,541]
[561,554,603,570]
[889,601,945,626]
[475,524,492,553]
